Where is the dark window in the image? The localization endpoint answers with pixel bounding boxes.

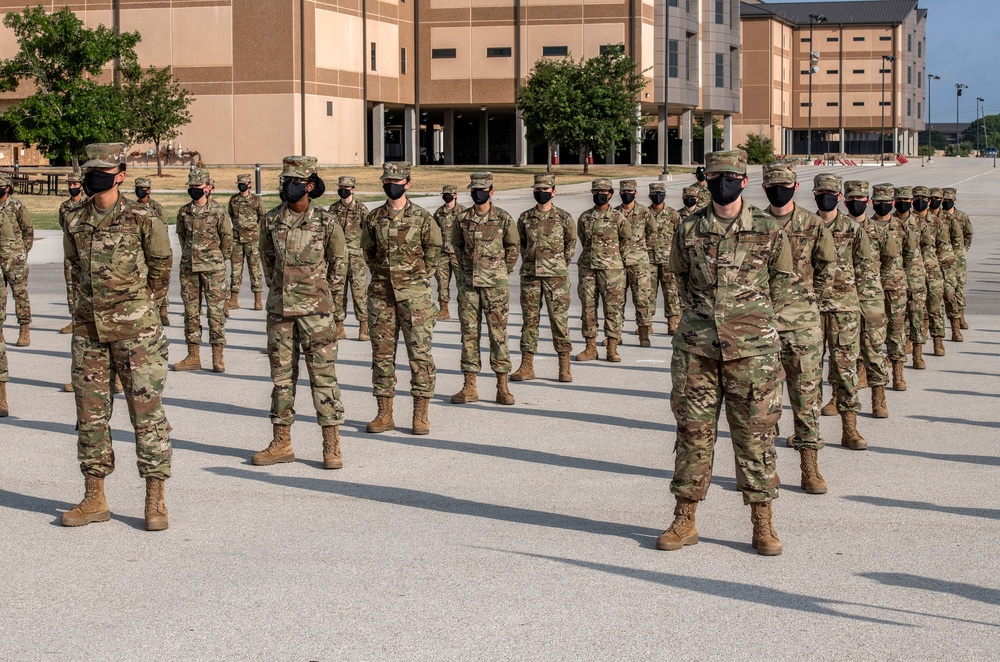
[907,99,912,116]
[542,46,568,57]
[826,102,838,107]
[918,71,922,88]
[715,0,723,25]
[907,34,912,51]
[801,37,811,43]
[879,36,891,42]
[431,48,456,59]
[668,0,678,5]
[880,101,891,107]
[853,36,865,42]
[487,47,511,58]
[827,37,838,42]
[853,69,865,74]
[400,48,406,74]
[852,101,865,107]
[326,101,333,116]
[917,40,922,57]
[907,66,912,84]
[918,101,922,119]
[599,44,623,55]
[801,69,811,75]
[370,42,377,71]
[715,52,724,87]
[827,69,839,74]
[668,40,679,78]
[801,102,811,107]
[879,68,891,74]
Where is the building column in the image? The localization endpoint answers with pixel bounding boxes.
[657,106,667,167]
[892,127,899,155]
[515,109,528,166]
[479,109,489,165]
[681,109,693,165]
[443,109,455,165]
[702,112,714,162]
[403,105,417,164]
[632,103,643,166]
[372,103,385,166]
[839,128,846,155]
[723,114,733,150]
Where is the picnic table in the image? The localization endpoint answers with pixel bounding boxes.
[0,167,75,196]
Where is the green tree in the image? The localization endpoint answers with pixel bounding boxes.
[122,66,193,177]
[962,113,1000,153]
[944,141,973,157]
[516,57,585,173]
[738,133,776,165]
[918,129,950,151]
[692,115,723,141]
[0,6,141,170]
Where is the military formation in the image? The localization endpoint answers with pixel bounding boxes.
[0,145,976,556]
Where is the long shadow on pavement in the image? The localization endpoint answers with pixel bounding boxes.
[868,445,1000,467]
[841,495,1000,521]
[0,487,146,530]
[925,388,1000,399]
[907,414,1000,429]
[859,572,1000,607]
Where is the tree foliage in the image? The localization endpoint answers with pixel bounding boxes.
[738,133,776,165]
[516,58,585,172]
[122,66,193,176]
[917,129,950,150]
[944,141,973,157]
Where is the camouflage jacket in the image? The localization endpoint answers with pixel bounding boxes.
[362,199,442,301]
[647,205,683,265]
[0,195,32,258]
[260,201,347,317]
[769,203,836,332]
[328,197,368,253]
[912,213,941,276]
[453,204,519,288]
[927,212,956,269]
[951,207,973,249]
[615,203,654,266]
[695,185,712,212]
[873,216,918,293]
[516,205,577,278]
[229,192,266,244]
[176,199,233,272]
[577,207,631,270]
[818,212,872,313]
[59,196,87,231]
[941,208,970,253]
[897,213,930,293]
[139,198,166,226]
[63,193,172,342]
[857,217,899,302]
[670,202,793,360]
[434,202,467,257]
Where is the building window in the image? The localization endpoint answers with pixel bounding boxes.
[853,69,865,74]
[599,44,623,55]
[326,101,333,116]
[800,102,811,107]
[370,42,377,71]
[907,66,912,84]
[853,101,865,107]
[687,0,694,14]
[827,69,839,74]
[668,0,677,5]
[827,102,838,107]
[908,34,912,51]
[827,37,838,42]
[880,36,891,42]
[730,46,738,90]
[431,48,456,59]
[918,40,922,57]
[879,68,891,74]
[907,99,912,116]
[668,40,679,78]
[853,36,865,42]
[880,101,891,107]
[487,47,511,58]
[687,32,697,81]
[715,0,723,25]
[918,72,922,88]
[918,101,922,119]
[801,69,810,75]
[801,37,811,43]
[542,46,568,57]
[400,48,406,74]
[715,52,724,88]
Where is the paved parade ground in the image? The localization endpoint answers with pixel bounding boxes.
[1,157,998,660]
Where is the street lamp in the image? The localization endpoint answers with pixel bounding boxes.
[955,83,967,148]
[662,1,670,176]
[880,54,896,166]
[976,97,985,156]
[807,13,827,161]
[924,74,939,165]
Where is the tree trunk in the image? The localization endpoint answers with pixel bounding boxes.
[546,142,553,174]
[155,139,162,177]
[71,155,80,174]
[582,145,590,175]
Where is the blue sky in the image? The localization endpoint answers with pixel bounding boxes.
[765,0,997,122]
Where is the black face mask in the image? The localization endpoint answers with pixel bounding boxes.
[593,192,611,207]
[471,189,491,206]
[649,192,665,206]
[0,186,10,198]
[764,186,795,208]
[873,202,893,217]
[84,170,118,195]
[707,177,744,206]
[815,193,840,213]
[845,200,869,217]
[912,198,929,213]
[383,182,406,200]
[942,200,955,211]
[894,200,912,215]
[695,174,706,183]
[238,183,249,193]
[68,186,83,198]
[337,188,352,199]
[533,190,553,205]
[442,193,455,203]
[283,180,309,204]
[620,192,636,205]
[682,196,698,209]
[187,187,206,201]
[929,199,941,211]
[135,188,149,200]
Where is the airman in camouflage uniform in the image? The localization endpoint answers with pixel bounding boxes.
[252,156,348,470]
[511,174,576,383]
[941,187,970,335]
[911,186,947,359]
[576,178,630,363]
[133,177,170,325]
[362,162,441,435]
[647,182,683,334]
[173,168,234,373]
[59,143,173,532]
[433,185,466,320]
[658,150,793,556]
[692,166,712,211]
[680,185,702,218]
[0,288,7,415]
[761,161,835,492]
[0,172,33,347]
[616,179,655,347]
[329,175,369,340]
[228,173,266,313]
[58,174,87,335]
[893,186,929,370]
[928,188,959,345]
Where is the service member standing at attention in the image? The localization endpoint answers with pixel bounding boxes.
[940,187,969,335]
[761,161,835,492]
[615,179,655,347]
[511,174,576,383]
[814,174,871,450]
[692,166,712,211]
[328,176,370,340]
[172,168,234,373]
[228,173,266,313]
[59,143,173,531]
[134,177,170,325]
[451,172,519,406]
[893,186,928,370]
[251,157,348,470]
[680,185,702,218]
[928,188,961,344]
[575,179,630,363]
[0,172,33,347]
[657,150,793,556]
[433,185,465,320]
[362,162,441,435]
[912,186,946,358]
[647,182,683,335]
[58,174,87,335]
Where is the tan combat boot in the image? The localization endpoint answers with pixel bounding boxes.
[61,476,110,527]
[211,344,225,373]
[799,449,827,494]
[144,477,168,531]
[159,305,170,326]
[606,338,622,363]
[557,352,572,383]
[322,426,343,469]
[358,320,370,341]
[228,292,240,311]
[0,382,8,417]
[366,396,395,433]
[933,337,946,356]
[857,360,868,389]
[223,299,230,318]
[510,353,535,381]
[114,374,123,394]
[451,373,479,404]
[412,396,430,435]
[667,315,679,335]
[638,325,651,348]
[254,291,263,310]
[63,382,74,393]
[960,312,968,330]
[15,324,29,347]
[912,343,926,369]
[436,305,449,321]
[655,496,699,550]
[840,411,868,450]
[750,501,782,556]
[252,425,295,465]
[336,321,346,340]
[871,385,889,418]
[172,343,202,371]
[495,373,515,405]
[906,340,912,354]
[575,337,598,362]
[60,322,73,334]
[891,359,907,391]
[951,318,964,342]
[821,385,838,416]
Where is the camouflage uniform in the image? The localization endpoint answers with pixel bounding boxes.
[872,185,919,364]
[0,174,32,327]
[133,177,169,318]
[647,183,683,322]
[669,150,794,506]
[912,186,946,343]
[228,174,266,296]
[516,174,576,355]
[577,179,630,343]
[361,162,441,397]
[941,187,969,321]
[894,187,928,348]
[433,185,466,312]
[329,176,369,329]
[176,169,233,347]
[63,144,173,480]
[59,176,87,318]
[926,188,959,338]
[680,185,702,218]
[615,179,655,335]
[693,168,712,212]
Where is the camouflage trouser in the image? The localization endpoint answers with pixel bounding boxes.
[906,284,927,345]
[651,263,681,318]
[63,259,77,317]
[230,241,263,294]
[926,264,945,338]
[436,255,456,307]
[670,349,782,505]
[860,300,889,387]
[954,247,967,311]
[367,282,436,397]
[821,311,861,413]
[884,288,908,361]
[0,251,30,325]
[72,328,171,479]
[519,274,571,355]
[942,260,961,320]
[458,283,511,374]
[578,266,625,340]
[0,275,7,382]
[777,325,824,451]
[180,266,227,345]
[266,312,344,427]
[335,251,368,324]
[624,263,654,327]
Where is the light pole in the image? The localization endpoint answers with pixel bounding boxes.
[880,54,895,166]
[807,13,826,161]
[976,97,984,155]
[662,1,670,176]
[955,83,967,148]
[925,73,939,165]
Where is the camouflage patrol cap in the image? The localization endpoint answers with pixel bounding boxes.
[762,161,796,186]
[468,172,493,189]
[0,173,10,186]
[533,174,555,190]
[82,143,126,170]
[813,173,842,193]
[338,176,356,188]
[705,150,748,175]
[894,185,913,199]
[208,178,216,188]
[591,178,613,192]
[135,177,152,188]
[282,156,318,179]
[67,173,82,184]
[872,183,894,201]
[618,179,637,192]
[929,187,944,198]
[912,185,931,198]
[442,184,458,194]
[381,161,410,181]
[649,182,666,193]
[942,187,957,200]
[844,180,870,198]
[237,174,252,184]
[186,168,211,186]
[682,185,701,197]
